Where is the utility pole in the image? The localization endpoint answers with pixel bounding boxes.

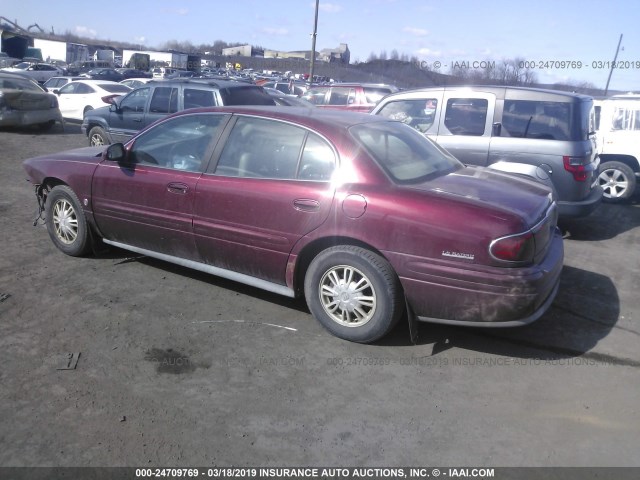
[604,34,623,97]
[309,0,319,84]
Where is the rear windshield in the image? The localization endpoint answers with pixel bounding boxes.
[0,77,43,92]
[350,121,462,184]
[98,84,132,93]
[219,86,275,106]
[502,99,592,141]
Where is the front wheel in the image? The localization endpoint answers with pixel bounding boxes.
[45,185,93,256]
[89,126,111,146]
[304,246,404,343]
[598,161,637,202]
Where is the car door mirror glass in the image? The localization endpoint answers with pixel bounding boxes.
[105,143,126,162]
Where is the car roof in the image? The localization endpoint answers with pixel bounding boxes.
[387,84,592,101]
[147,78,259,88]
[68,79,122,85]
[171,105,390,132]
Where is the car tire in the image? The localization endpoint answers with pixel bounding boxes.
[598,161,637,202]
[304,245,404,343]
[89,126,111,146]
[45,185,93,257]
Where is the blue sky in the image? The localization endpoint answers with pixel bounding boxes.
[1,0,638,90]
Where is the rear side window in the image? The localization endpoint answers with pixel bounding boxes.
[502,100,571,140]
[219,86,275,106]
[444,98,488,136]
[611,106,640,131]
[214,117,335,180]
[184,89,216,109]
[363,87,391,104]
[149,87,179,113]
[303,87,329,105]
[328,87,355,106]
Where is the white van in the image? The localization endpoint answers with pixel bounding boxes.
[152,67,176,78]
[594,94,640,202]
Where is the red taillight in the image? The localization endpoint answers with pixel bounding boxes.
[563,155,589,182]
[101,95,118,105]
[490,232,535,263]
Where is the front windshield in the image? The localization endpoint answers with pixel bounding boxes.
[350,121,462,184]
[13,62,30,69]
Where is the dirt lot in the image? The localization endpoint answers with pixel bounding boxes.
[0,123,639,468]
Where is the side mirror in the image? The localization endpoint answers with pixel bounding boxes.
[53,89,60,95]
[104,143,126,162]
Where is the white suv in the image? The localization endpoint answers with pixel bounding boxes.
[594,94,640,202]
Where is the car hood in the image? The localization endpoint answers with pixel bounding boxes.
[49,145,106,160]
[1,89,53,110]
[410,166,553,225]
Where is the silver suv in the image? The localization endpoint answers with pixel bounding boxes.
[371,86,602,218]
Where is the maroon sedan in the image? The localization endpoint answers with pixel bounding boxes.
[23,107,563,343]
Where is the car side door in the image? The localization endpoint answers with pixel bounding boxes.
[434,92,496,166]
[105,87,151,143]
[193,115,338,284]
[91,112,231,260]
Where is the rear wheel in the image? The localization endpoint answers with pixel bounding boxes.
[45,185,93,256]
[89,126,111,146]
[304,246,403,343]
[598,161,637,202]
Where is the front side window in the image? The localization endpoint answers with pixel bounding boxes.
[502,100,571,140]
[129,113,228,171]
[76,83,95,94]
[350,121,462,184]
[59,83,79,94]
[444,98,488,136]
[214,117,335,180]
[377,98,438,133]
[120,87,150,112]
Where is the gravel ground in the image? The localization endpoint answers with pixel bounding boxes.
[0,122,639,468]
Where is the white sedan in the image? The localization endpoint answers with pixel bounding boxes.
[1,62,64,83]
[119,77,153,89]
[53,80,131,120]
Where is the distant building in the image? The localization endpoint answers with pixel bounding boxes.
[319,43,350,64]
[264,44,350,64]
[264,49,309,60]
[222,44,264,57]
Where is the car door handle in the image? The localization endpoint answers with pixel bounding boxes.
[293,198,320,211]
[167,182,189,194]
[133,117,142,122]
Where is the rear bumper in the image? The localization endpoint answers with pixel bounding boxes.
[0,108,63,127]
[386,229,564,326]
[557,185,602,218]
